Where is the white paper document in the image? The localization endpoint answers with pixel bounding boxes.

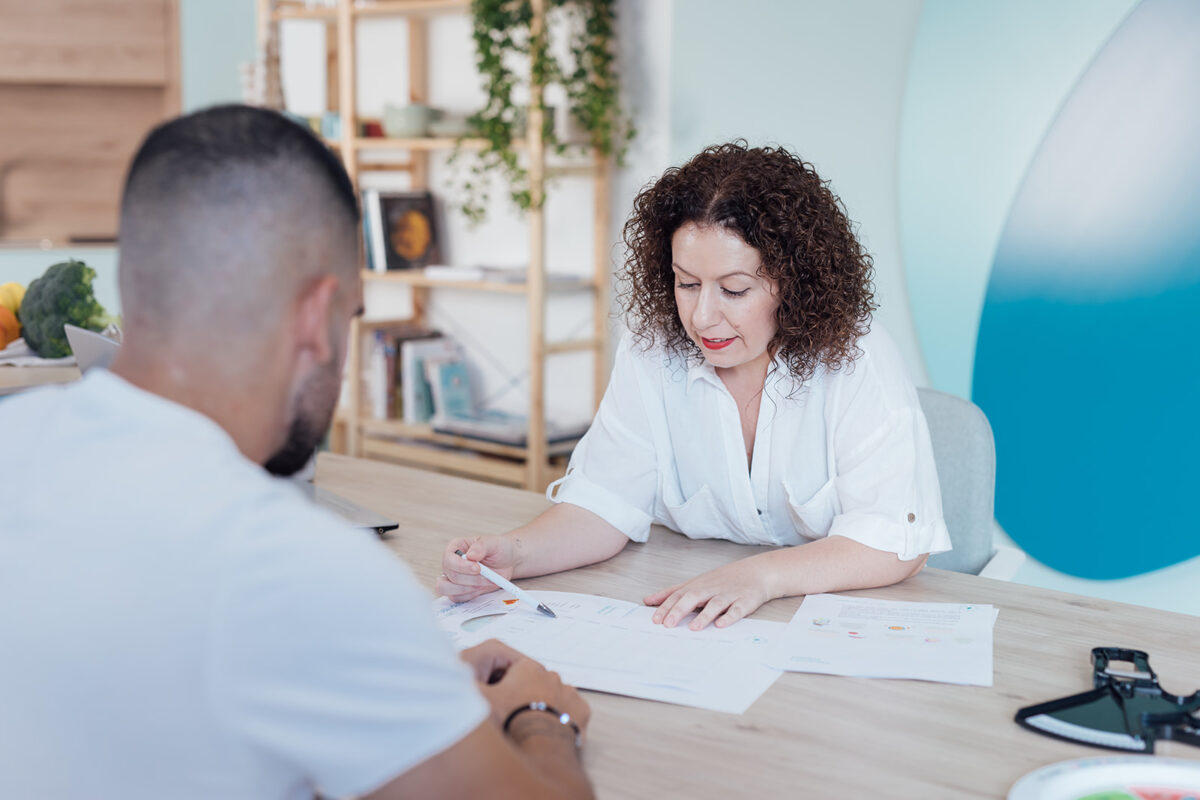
[770,594,998,686]
[434,591,785,713]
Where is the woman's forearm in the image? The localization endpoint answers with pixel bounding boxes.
[758,535,927,600]
[505,502,630,579]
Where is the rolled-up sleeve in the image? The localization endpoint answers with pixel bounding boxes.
[824,341,952,561]
[547,336,657,542]
[828,407,952,560]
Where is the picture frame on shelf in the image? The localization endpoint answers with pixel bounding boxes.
[363,190,441,272]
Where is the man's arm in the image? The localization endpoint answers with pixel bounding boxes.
[367,716,590,800]
[365,640,593,800]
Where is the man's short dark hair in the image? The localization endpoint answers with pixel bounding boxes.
[122,104,358,225]
[117,104,361,337]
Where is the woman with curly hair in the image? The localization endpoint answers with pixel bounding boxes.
[438,142,950,629]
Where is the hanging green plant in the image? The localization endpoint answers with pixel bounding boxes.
[557,0,632,162]
[451,0,634,224]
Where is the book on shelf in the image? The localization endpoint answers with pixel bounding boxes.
[400,336,461,424]
[361,193,375,272]
[360,324,442,420]
[364,329,392,420]
[362,190,441,272]
[426,358,476,422]
[422,351,590,447]
[362,189,383,273]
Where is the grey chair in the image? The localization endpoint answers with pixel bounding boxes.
[918,387,1023,579]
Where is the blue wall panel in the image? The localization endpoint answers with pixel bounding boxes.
[974,0,1200,578]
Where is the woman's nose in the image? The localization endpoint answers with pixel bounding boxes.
[691,286,722,329]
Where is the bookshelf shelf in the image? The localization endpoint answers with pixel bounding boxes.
[363,269,597,294]
[272,0,469,23]
[263,0,611,490]
[357,417,581,459]
[272,6,337,21]
[353,0,470,19]
[352,136,503,151]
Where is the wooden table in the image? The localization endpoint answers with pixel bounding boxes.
[315,453,1200,799]
[0,365,80,395]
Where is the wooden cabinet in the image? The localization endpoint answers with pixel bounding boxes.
[0,0,180,245]
[260,0,611,491]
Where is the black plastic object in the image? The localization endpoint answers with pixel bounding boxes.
[1016,648,1200,753]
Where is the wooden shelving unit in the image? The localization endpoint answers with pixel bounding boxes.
[259,0,611,490]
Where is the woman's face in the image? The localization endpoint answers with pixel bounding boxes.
[671,222,780,375]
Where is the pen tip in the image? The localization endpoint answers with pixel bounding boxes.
[538,604,558,619]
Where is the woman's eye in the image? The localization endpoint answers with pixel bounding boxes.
[722,287,750,297]
[676,281,699,290]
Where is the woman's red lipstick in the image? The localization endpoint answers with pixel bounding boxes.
[701,337,735,350]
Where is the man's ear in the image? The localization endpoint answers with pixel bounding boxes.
[293,275,341,365]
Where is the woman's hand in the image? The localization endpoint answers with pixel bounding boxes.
[643,556,778,630]
[436,535,519,602]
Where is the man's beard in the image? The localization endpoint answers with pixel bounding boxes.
[264,359,340,477]
[263,413,326,476]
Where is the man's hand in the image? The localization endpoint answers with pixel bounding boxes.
[369,639,593,799]
[473,640,590,738]
[461,639,526,685]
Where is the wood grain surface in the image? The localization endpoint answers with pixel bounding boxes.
[315,452,1200,799]
[0,365,80,393]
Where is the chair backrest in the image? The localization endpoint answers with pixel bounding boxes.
[918,387,997,575]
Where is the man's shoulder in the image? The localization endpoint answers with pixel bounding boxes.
[215,473,407,584]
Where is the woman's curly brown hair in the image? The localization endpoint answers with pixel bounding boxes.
[618,141,877,383]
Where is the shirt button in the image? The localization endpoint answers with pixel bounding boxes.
[907,512,916,523]
[757,509,763,515]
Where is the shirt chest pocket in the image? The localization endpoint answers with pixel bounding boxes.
[783,478,840,539]
[661,484,732,541]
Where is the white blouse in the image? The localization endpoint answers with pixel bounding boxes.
[547,323,951,561]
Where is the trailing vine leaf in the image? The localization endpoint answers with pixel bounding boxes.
[454,0,634,225]
[555,0,634,163]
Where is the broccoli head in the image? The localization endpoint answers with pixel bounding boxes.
[18,259,118,359]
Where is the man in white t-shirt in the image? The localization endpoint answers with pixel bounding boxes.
[0,105,592,799]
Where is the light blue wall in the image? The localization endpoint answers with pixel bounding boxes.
[179,0,257,113]
[0,249,121,317]
[0,0,257,313]
[670,0,928,381]
[899,0,1137,401]
[975,0,1200,582]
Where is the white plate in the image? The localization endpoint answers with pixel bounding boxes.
[1009,756,1200,800]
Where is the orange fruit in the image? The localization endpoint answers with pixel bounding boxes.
[0,305,20,348]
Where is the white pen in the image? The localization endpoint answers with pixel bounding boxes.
[455,549,557,618]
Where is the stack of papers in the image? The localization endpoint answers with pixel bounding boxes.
[434,591,785,714]
[770,594,998,686]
